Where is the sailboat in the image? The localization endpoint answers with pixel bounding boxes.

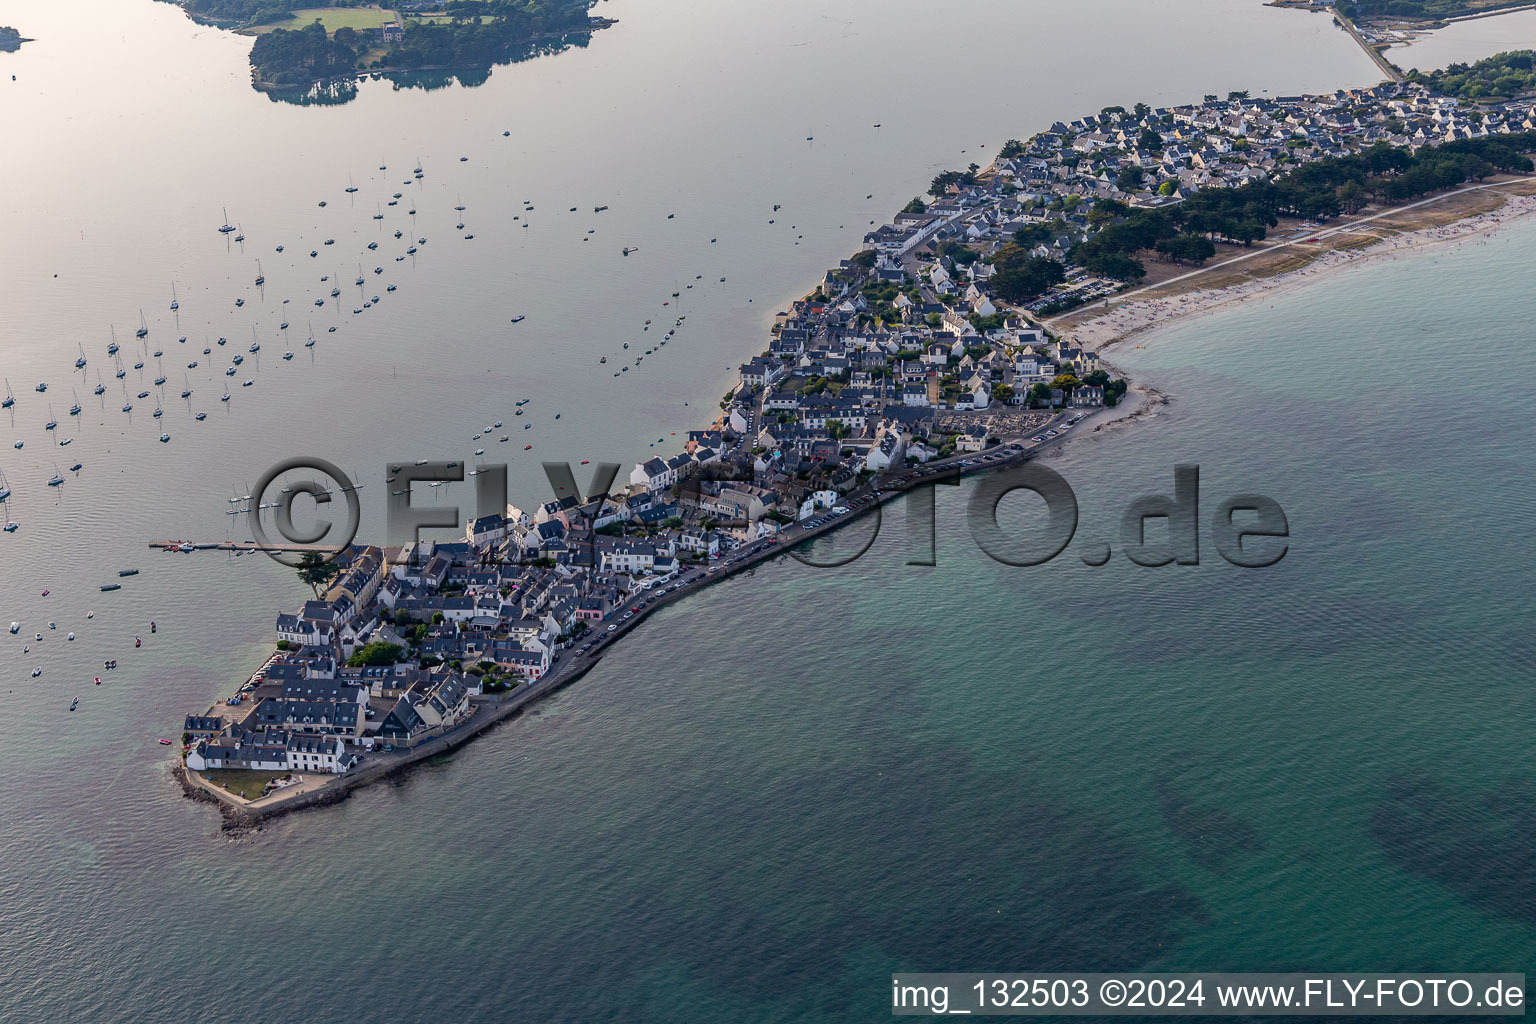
[180,376,192,400]
[0,468,11,502]
[254,261,265,288]
[48,462,65,486]
[74,344,87,369]
[69,391,81,416]
[218,207,236,234]
[44,405,57,430]
[107,327,120,355]
[2,379,13,409]
[136,311,149,339]
[170,283,179,311]
[93,372,105,396]
[345,174,358,194]
[305,322,316,348]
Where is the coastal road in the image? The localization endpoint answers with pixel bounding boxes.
[1045,175,1536,326]
[1330,6,1404,84]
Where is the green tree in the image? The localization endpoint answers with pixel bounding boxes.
[347,642,403,668]
[901,196,927,214]
[295,550,340,598]
[990,252,1067,304]
[1154,234,1216,265]
[928,168,978,196]
[1050,373,1081,392]
[1338,180,1368,214]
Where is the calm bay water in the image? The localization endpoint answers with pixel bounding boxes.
[6,2,1533,1022]
[1390,9,1536,72]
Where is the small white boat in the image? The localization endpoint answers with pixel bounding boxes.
[7,622,17,634]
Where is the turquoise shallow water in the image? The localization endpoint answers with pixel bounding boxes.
[4,204,1535,1024]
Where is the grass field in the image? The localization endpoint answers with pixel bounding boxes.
[245,6,398,35]
[202,769,289,800]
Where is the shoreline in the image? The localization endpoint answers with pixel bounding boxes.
[1061,187,1536,362]
[185,182,1530,830]
[174,433,1094,831]
[175,96,1536,832]
[248,20,614,93]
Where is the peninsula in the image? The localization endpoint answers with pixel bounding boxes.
[176,79,1536,827]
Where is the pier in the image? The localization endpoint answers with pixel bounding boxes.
[149,540,337,553]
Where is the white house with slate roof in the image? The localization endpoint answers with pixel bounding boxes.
[187,729,291,772]
[286,734,357,775]
[275,612,335,647]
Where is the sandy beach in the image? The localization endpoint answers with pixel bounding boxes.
[1062,190,1536,357]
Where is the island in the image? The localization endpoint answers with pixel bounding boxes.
[0,25,32,52]
[162,1,612,93]
[174,79,1536,828]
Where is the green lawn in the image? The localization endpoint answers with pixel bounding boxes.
[245,6,398,35]
[203,769,290,800]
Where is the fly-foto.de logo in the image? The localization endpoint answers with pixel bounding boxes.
[790,463,1288,570]
[245,458,1288,570]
